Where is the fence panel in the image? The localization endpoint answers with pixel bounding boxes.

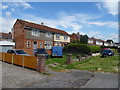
[24,56,37,69]
[4,53,12,63]
[0,52,2,61]
[13,54,23,66]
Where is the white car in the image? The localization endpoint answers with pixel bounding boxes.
[7,49,29,56]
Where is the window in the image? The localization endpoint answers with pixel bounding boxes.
[33,42,38,49]
[64,36,68,40]
[56,34,60,40]
[7,50,16,54]
[45,41,52,50]
[32,29,40,36]
[40,42,43,48]
[55,42,61,46]
[46,32,51,38]
[27,41,31,48]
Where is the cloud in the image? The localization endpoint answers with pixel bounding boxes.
[96,0,119,15]
[2,5,8,9]
[5,12,11,16]
[16,2,32,9]
[1,17,16,33]
[96,3,102,10]
[89,21,118,29]
[11,8,15,12]
[2,2,32,10]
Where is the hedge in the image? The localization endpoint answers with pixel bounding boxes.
[63,43,91,54]
[88,45,100,53]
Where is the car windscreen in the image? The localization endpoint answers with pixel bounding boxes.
[16,50,26,54]
[104,50,111,52]
[38,49,47,54]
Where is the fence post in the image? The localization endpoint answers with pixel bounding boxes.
[67,54,73,64]
[37,54,46,73]
[12,54,14,65]
[22,55,24,68]
[3,53,4,62]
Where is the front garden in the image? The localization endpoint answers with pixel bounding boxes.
[46,43,119,73]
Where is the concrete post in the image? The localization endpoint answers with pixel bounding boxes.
[37,54,46,73]
[77,55,81,62]
[67,54,73,64]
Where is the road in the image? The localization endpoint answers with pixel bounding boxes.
[82,72,118,88]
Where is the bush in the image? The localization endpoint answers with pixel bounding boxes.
[63,43,91,54]
[88,45,100,53]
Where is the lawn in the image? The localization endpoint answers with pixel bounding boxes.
[75,55,119,73]
[46,53,119,73]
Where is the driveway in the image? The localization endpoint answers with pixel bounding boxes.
[2,62,94,88]
[2,61,118,88]
[81,72,118,88]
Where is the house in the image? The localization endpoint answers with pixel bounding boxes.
[88,37,104,46]
[0,41,15,52]
[12,19,70,55]
[0,32,12,41]
[70,32,81,42]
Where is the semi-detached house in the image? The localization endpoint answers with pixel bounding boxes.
[12,19,70,55]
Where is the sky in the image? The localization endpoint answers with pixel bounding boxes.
[0,0,119,42]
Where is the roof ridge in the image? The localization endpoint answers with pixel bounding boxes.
[17,19,69,35]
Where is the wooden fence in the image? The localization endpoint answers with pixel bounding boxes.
[0,52,37,69]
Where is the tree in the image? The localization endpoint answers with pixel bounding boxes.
[106,39,114,43]
[80,34,88,44]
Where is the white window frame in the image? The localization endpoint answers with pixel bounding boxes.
[27,41,31,48]
[55,42,61,46]
[56,34,60,40]
[46,32,51,38]
[45,41,52,50]
[64,36,68,40]
[32,29,40,36]
[40,42,43,48]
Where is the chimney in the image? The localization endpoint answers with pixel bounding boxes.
[41,22,44,25]
[8,32,11,34]
[77,32,80,35]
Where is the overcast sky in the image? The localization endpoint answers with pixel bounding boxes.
[1,0,119,42]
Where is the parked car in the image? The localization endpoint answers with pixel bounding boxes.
[101,49,114,57]
[7,49,29,56]
[51,46,63,57]
[34,48,49,58]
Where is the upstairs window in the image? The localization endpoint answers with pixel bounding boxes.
[56,34,60,40]
[32,30,40,36]
[46,32,51,38]
[64,36,68,40]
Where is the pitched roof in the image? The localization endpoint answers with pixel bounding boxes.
[89,37,105,42]
[0,32,12,39]
[17,19,69,36]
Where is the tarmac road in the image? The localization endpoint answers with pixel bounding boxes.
[81,72,118,88]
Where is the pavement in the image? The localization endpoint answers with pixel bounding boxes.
[81,72,118,88]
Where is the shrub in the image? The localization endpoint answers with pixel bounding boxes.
[88,45,100,53]
[63,43,91,54]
